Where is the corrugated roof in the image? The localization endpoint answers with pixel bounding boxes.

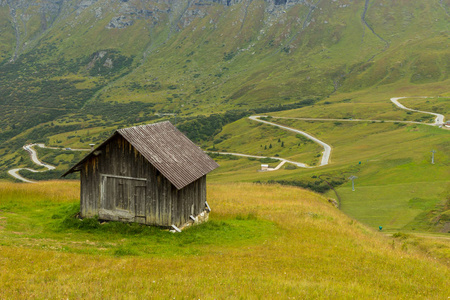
[63,121,219,189]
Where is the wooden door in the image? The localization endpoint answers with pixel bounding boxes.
[134,185,147,223]
[100,174,147,222]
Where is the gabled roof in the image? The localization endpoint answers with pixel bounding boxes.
[63,121,219,190]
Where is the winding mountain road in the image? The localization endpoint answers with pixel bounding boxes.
[7,168,39,183]
[24,144,56,170]
[225,96,445,170]
[249,116,331,166]
[7,144,56,183]
[7,144,89,183]
[8,96,446,182]
[390,97,445,126]
[267,116,424,125]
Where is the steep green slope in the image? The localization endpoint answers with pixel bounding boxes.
[0,6,15,60]
[0,1,448,141]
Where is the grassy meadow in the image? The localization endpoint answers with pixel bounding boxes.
[0,181,449,298]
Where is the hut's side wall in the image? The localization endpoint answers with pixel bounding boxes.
[171,175,207,226]
[80,135,207,227]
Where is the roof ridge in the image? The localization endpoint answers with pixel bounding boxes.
[118,121,171,132]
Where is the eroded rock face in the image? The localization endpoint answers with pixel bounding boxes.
[3,0,65,14]
[2,0,306,27]
[106,15,134,29]
[76,0,98,14]
[1,0,310,60]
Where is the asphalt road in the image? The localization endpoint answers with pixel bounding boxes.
[269,116,425,125]
[208,151,311,168]
[7,143,88,182]
[390,97,445,126]
[7,144,57,182]
[249,116,332,166]
[7,168,38,183]
[23,144,56,170]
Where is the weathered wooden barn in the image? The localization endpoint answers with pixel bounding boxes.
[63,121,219,227]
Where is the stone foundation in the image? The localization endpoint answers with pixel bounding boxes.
[173,209,210,232]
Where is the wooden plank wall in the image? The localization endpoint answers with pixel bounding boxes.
[80,135,207,227]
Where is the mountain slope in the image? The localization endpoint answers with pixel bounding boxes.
[0,0,449,165]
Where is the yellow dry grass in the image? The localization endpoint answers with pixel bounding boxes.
[0,181,449,299]
[0,180,79,203]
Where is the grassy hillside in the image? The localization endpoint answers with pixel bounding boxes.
[0,0,449,161]
[401,97,450,120]
[0,181,449,298]
[200,92,450,233]
[264,94,450,233]
[0,2,448,296]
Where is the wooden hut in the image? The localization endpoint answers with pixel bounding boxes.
[63,121,219,228]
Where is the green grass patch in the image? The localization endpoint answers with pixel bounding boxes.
[337,181,448,231]
[0,188,277,257]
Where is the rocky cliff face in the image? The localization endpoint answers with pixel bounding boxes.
[0,0,310,62]
[2,0,307,30]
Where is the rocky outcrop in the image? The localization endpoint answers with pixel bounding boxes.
[5,0,65,14]
[0,0,311,57]
[103,0,171,29]
[106,15,134,29]
[198,0,242,6]
[2,0,311,34]
[76,0,99,14]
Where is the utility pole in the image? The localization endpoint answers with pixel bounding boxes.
[348,175,358,191]
[431,150,436,164]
